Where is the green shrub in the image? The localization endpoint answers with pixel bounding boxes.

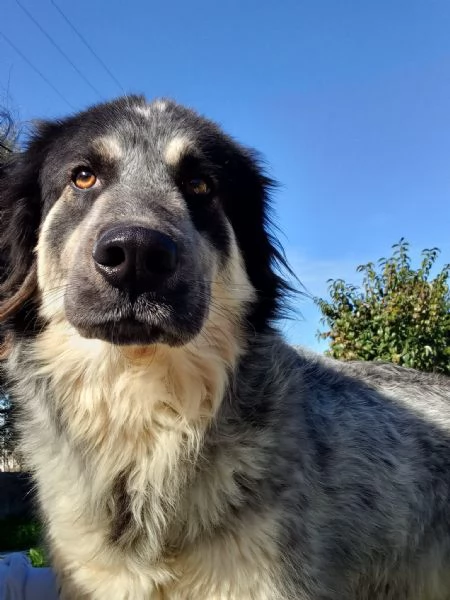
[316,240,450,373]
[0,517,42,551]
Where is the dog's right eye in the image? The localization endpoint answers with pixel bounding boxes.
[181,177,214,198]
[72,168,97,190]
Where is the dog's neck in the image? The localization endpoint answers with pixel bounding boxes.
[9,319,281,594]
[32,317,237,449]
[18,318,240,548]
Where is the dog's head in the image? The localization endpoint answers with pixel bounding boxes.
[0,96,291,350]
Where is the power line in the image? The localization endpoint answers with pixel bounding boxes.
[15,0,103,100]
[50,0,124,94]
[0,30,75,110]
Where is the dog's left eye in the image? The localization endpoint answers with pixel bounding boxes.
[183,178,212,196]
[72,168,97,190]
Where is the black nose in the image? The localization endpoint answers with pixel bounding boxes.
[92,226,178,292]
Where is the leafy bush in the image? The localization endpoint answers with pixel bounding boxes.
[0,517,48,567]
[0,517,41,551]
[316,239,450,373]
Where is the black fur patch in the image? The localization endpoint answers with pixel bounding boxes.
[108,474,135,546]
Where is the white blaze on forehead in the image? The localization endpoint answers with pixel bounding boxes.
[134,105,153,119]
[153,100,168,112]
[134,101,168,119]
[164,136,193,166]
[92,136,123,161]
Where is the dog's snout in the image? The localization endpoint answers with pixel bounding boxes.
[93,226,178,292]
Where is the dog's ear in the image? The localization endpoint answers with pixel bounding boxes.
[220,147,296,330]
[0,122,56,354]
[0,152,41,306]
[0,153,40,357]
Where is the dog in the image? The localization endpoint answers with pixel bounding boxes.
[1,95,450,599]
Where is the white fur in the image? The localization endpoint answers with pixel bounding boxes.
[164,136,193,166]
[134,100,167,118]
[15,207,282,598]
[92,136,124,161]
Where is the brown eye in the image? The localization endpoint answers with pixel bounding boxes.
[72,168,97,190]
[184,177,211,196]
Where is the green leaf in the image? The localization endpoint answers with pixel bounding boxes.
[28,547,48,568]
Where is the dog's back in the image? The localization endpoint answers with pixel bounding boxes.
[231,340,450,598]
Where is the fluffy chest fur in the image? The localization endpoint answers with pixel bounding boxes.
[8,324,283,599]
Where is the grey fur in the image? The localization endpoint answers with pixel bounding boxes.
[1,97,450,599]
[6,336,450,598]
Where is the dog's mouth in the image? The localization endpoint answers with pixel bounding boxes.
[65,289,208,347]
[76,317,168,346]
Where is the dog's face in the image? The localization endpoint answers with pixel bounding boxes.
[36,99,231,346]
[0,96,289,348]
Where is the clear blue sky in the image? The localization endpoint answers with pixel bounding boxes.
[1,0,450,351]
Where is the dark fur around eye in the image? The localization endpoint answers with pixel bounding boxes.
[173,154,216,199]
